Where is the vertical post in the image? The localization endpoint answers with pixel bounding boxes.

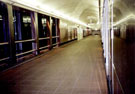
[55,19,58,47]
[7,4,16,64]
[31,12,39,55]
[57,19,60,46]
[49,17,52,50]
[56,19,60,47]
[16,11,23,51]
[46,17,50,49]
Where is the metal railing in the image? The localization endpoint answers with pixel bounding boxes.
[16,49,36,56]
[15,39,36,57]
[39,45,50,50]
[52,43,59,46]
[52,36,59,38]
[15,39,35,43]
[39,37,50,50]
[39,37,50,40]
[0,57,10,62]
[0,42,9,46]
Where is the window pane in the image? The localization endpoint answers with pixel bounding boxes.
[0,2,9,59]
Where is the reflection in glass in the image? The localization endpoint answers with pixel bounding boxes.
[13,8,32,54]
[38,14,50,48]
[0,2,9,59]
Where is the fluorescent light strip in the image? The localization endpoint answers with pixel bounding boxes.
[114,14,135,26]
[7,0,89,27]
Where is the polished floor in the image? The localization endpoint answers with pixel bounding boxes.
[0,35,108,94]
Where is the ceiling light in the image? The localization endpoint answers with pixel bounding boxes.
[114,14,135,26]
[6,0,89,27]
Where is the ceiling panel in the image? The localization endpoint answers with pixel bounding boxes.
[36,0,99,24]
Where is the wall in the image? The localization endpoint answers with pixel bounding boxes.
[59,19,78,43]
[83,28,92,37]
[113,21,135,94]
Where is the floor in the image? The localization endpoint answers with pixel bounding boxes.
[0,35,108,94]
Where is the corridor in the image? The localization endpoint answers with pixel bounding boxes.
[0,36,108,94]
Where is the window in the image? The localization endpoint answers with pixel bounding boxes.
[38,13,50,49]
[0,2,10,61]
[13,7,35,56]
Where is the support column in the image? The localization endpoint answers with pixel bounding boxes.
[7,4,16,64]
[49,17,52,50]
[31,12,39,55]
[57,19,60,46]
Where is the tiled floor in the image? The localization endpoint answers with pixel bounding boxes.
[0,35,108,94]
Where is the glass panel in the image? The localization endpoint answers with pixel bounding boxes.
[13,7,33,54]
[52,18,57,36]
[38,13,50,48]
[52,38,56,45]
[0,2,9,59]
[16,41,32,54]
[0,3,9,43]
[13,9,32,41]
[39,39,48,48]
[0,45,9,59]
[38,17,47,37]
[52,18,58,45]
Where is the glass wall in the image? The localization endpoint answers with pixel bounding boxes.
[13,7,35,58]
[0,1,62,71]
[38,13,50,50]
[51,17,60,46]
[0,2,10,62]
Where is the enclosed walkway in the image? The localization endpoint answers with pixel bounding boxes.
[0,35,108,94]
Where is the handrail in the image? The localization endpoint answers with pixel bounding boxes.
[0,42,9,46]
[39,45,50,50]
[0,57,10,62]
[39,37,50,40]
[52,36,59,38]
[15,39,35,43]
[52,43,59,46]
[16,49,36,56]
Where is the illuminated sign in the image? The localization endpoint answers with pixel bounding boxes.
[23,16,31,23]
[42,18,46,24]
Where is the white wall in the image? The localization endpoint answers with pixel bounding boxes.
[77,26,83,40]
